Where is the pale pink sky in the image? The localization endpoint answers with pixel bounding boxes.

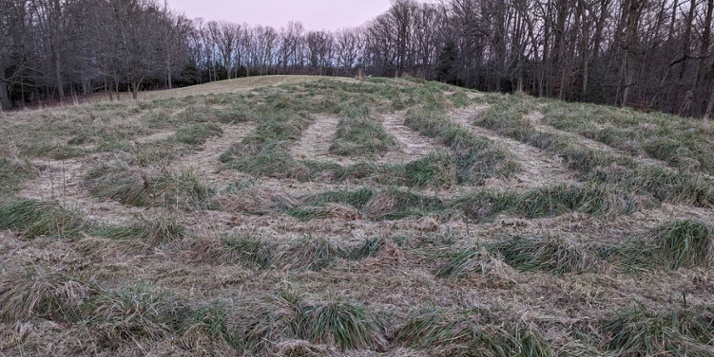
[167,0,392,31]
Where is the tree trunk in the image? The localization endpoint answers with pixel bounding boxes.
[705,83,714,120]
[131,76,144,100]
[679,0,696,80]
[621,0,643,107]
[50,0,64,101]
[0,80,11,110]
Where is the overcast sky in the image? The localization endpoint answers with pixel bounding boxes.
[167,0,391,31]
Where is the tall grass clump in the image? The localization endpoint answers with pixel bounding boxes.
[0,266,96,322]
[219,234,276,269]
[612,220,712,271]
[85,165,215,211]
[220,110,313,178]
[348,236,385,260]
[175,303,239,351]
[493,235,599,275]
[452,184,638,222]
[361,189,445,220]
[84,164,151,206]
[239,292,386,353]
[403,151,458,188]
[239,293,303,353]
[0,158,37,198]
[394,309,553,356]
[405,106,520,184]
[542,103,714,176]
[82,285,193,344]
[299,187,374,209]
[0,199,84,238]
[275,236,347,271]
[93,215,186,246]
[173,122,223,145]
[435,247,490,279]
[300,302,386,351]
[601,303,714,356]
[475,96,714,207]
[329,104,397,157]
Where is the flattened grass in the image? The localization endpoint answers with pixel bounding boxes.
[394,308,553,356]
[84,165,215,211]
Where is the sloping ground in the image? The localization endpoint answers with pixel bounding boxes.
[451,106,578,189]
[172,122,256,187]
[141,75,357,101]
[290,114,346,163]
[2,77,714,357]
[379,111,445,163]
[18,156,149,224]
[525,110,673,168]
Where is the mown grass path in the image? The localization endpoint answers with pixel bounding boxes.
[380,111,445,163]
[451,105,578,189]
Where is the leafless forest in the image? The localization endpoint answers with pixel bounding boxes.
[1,0,714,118]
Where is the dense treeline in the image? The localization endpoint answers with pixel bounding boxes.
[1,0,713,119]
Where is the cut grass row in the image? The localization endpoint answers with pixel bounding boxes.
[3,262,713,356]
[1,197,708,275]
[541,101,714,175]
[0,198,187,247]
[405,105,520,184]
[0,264,555,355]
[84,164,216,211]
[228,182,647,222]
[436,219,712,278]
[475,94,714,207]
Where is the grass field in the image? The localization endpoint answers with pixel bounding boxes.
[1,75,714,356]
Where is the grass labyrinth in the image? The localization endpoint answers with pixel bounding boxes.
[1,75,714,356]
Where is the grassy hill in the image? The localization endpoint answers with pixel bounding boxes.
[1,75,714,356]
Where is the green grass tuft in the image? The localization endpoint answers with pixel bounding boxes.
[403,151,457,188]
[348,237,385,260]
[82,285,192,344]
[300,188,374,209]
[602,303,714,356]
[0,266,96,322]
[85,165,215,211]
[435,247,490,279]
[301,301,386,351]
[0,159,37,199]
[275,236,347,271]
[394,309,553,356]
[405,106,520,184]
[494,235,599,275]
[173,122,224,145]
[612,220,712,271]
[219,234,276,269]
[329,105,397,157]
[362,189,445,220]
[0,199,84,238]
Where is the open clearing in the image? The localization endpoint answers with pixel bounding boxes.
[1,76,714,356]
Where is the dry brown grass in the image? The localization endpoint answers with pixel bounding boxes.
[2,76,714,356]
